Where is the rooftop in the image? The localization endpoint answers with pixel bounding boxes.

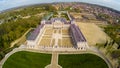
[70,24,86,42]
[27,24,44,40]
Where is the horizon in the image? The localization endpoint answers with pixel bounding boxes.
[0,0,120,12]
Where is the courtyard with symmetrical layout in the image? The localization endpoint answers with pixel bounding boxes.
[39,27,73,48]
[26,11,89,50]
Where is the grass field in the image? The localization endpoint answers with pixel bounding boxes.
[76,22,110,46]
[3,51,51,68]
[59,54,108,68]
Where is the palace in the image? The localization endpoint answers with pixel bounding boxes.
[26,13,89,50]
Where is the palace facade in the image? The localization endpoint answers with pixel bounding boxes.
[26,13,89,50]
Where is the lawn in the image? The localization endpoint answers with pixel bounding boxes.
[59,54,108,68]
[76,22,110,46]
[3,51,51,68]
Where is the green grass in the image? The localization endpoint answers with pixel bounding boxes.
[59,54,108,68]
[3,51,51,68]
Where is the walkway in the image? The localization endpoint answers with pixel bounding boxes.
[53,29,62,48]
[51,52,58,67]
[45,51,61,68]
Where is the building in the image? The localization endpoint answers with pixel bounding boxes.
[70,24,88,50]
[27,24,45,48]
[26,13,89,50]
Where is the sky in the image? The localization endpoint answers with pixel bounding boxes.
[0,0,120,11]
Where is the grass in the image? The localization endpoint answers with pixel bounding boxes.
[39,39,51,46]
[76,22,110,46]
[62,38,73,47]
[59,54,108,68]
[3,51,51,68]
[44,28,53,35]
[62,29,69,35]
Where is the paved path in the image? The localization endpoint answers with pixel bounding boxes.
[89,46,113,68]
[45,51,62,68]
[49,52,59,68]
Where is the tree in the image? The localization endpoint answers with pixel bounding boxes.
[111,50,120,59]
[118,45,120,49]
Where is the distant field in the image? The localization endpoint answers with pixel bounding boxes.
[3,51,51,68]
[76,22,110,46]
[59,54,108,68]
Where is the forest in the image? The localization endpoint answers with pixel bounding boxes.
[0,4,56,60]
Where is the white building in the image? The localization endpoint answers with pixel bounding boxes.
[26,15,89,50]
